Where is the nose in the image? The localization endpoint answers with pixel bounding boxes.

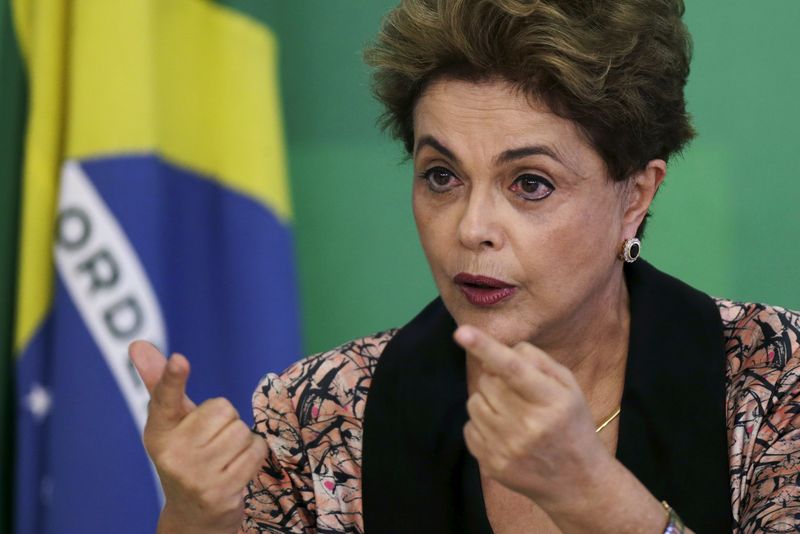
[457,186,505,251]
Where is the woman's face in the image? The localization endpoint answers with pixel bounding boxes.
[412,78,657,348]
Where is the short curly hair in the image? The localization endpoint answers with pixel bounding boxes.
[365,0,695,235]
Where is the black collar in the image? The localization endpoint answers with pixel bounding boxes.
[362,260,731,533]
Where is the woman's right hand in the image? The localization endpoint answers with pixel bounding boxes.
[129,341,268,534]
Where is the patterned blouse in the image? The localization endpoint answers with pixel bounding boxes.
[239,264,800,534]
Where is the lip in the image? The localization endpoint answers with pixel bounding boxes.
[453,272,517,307]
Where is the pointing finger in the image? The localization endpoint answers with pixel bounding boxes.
[454,325,520,377]
[454,325,559,402]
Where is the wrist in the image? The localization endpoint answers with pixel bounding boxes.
[156,505,185,534]
[661,501,690,534]
[537,456,666,534]
[531,443,616,517]
[158,503,238,534]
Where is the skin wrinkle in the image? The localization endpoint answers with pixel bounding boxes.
[410,82,668,534]
[233,1,800,530]
[411,79,660,381]
[366,2,695,237]
[414,85,596,186]
[413,80,664,531]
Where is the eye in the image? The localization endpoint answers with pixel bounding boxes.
[421,166,461,193]
[510,174,555,201]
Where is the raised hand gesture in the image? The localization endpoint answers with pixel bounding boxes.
[453,326,671,533]
[129,342,267,534]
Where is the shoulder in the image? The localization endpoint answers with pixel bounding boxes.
[714,299,800,526]
[243,329,398,533]
[253,328,398,424]
[714,297,800,413]
[715,298,800,375]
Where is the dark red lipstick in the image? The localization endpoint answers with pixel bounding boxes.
[453,273,517,307]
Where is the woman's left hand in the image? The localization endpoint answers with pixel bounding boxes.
[453,324,616,514]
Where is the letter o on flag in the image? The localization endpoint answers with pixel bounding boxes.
[57,207,91,251]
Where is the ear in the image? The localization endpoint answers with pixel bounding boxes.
[621,159,666,238]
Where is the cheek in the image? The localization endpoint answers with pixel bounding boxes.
[575,211,616,250]
[411,187,426,230]
[565,191,624,252]
[512,198,620,278]
[412,189,447,268]
[413,190,470,293]
[412,189,432,247]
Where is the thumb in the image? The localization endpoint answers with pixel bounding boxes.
[129,340,168,394]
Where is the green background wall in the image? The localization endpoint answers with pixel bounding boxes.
[4,1,796,362]
[1,0,798,529]
[259,1,800,354]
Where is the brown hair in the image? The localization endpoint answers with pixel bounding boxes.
[365,0,695,235]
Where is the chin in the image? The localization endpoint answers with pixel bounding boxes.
[442,291,538,346]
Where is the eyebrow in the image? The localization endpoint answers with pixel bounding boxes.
[415,135,460,163]
[414,134,564,167]
[495,145,564,166]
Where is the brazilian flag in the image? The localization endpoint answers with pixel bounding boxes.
[1,1,301,532]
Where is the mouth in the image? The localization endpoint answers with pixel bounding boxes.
[453,273,517,307]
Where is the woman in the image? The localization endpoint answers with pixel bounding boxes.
[130,0,800,532]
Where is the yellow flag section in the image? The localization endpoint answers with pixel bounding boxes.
[12,0,292,354]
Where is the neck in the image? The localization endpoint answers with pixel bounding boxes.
[544,268,630,390]
[466,266,630,402]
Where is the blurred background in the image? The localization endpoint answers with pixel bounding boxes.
[1,1,798,532]
[263,0,800,352]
